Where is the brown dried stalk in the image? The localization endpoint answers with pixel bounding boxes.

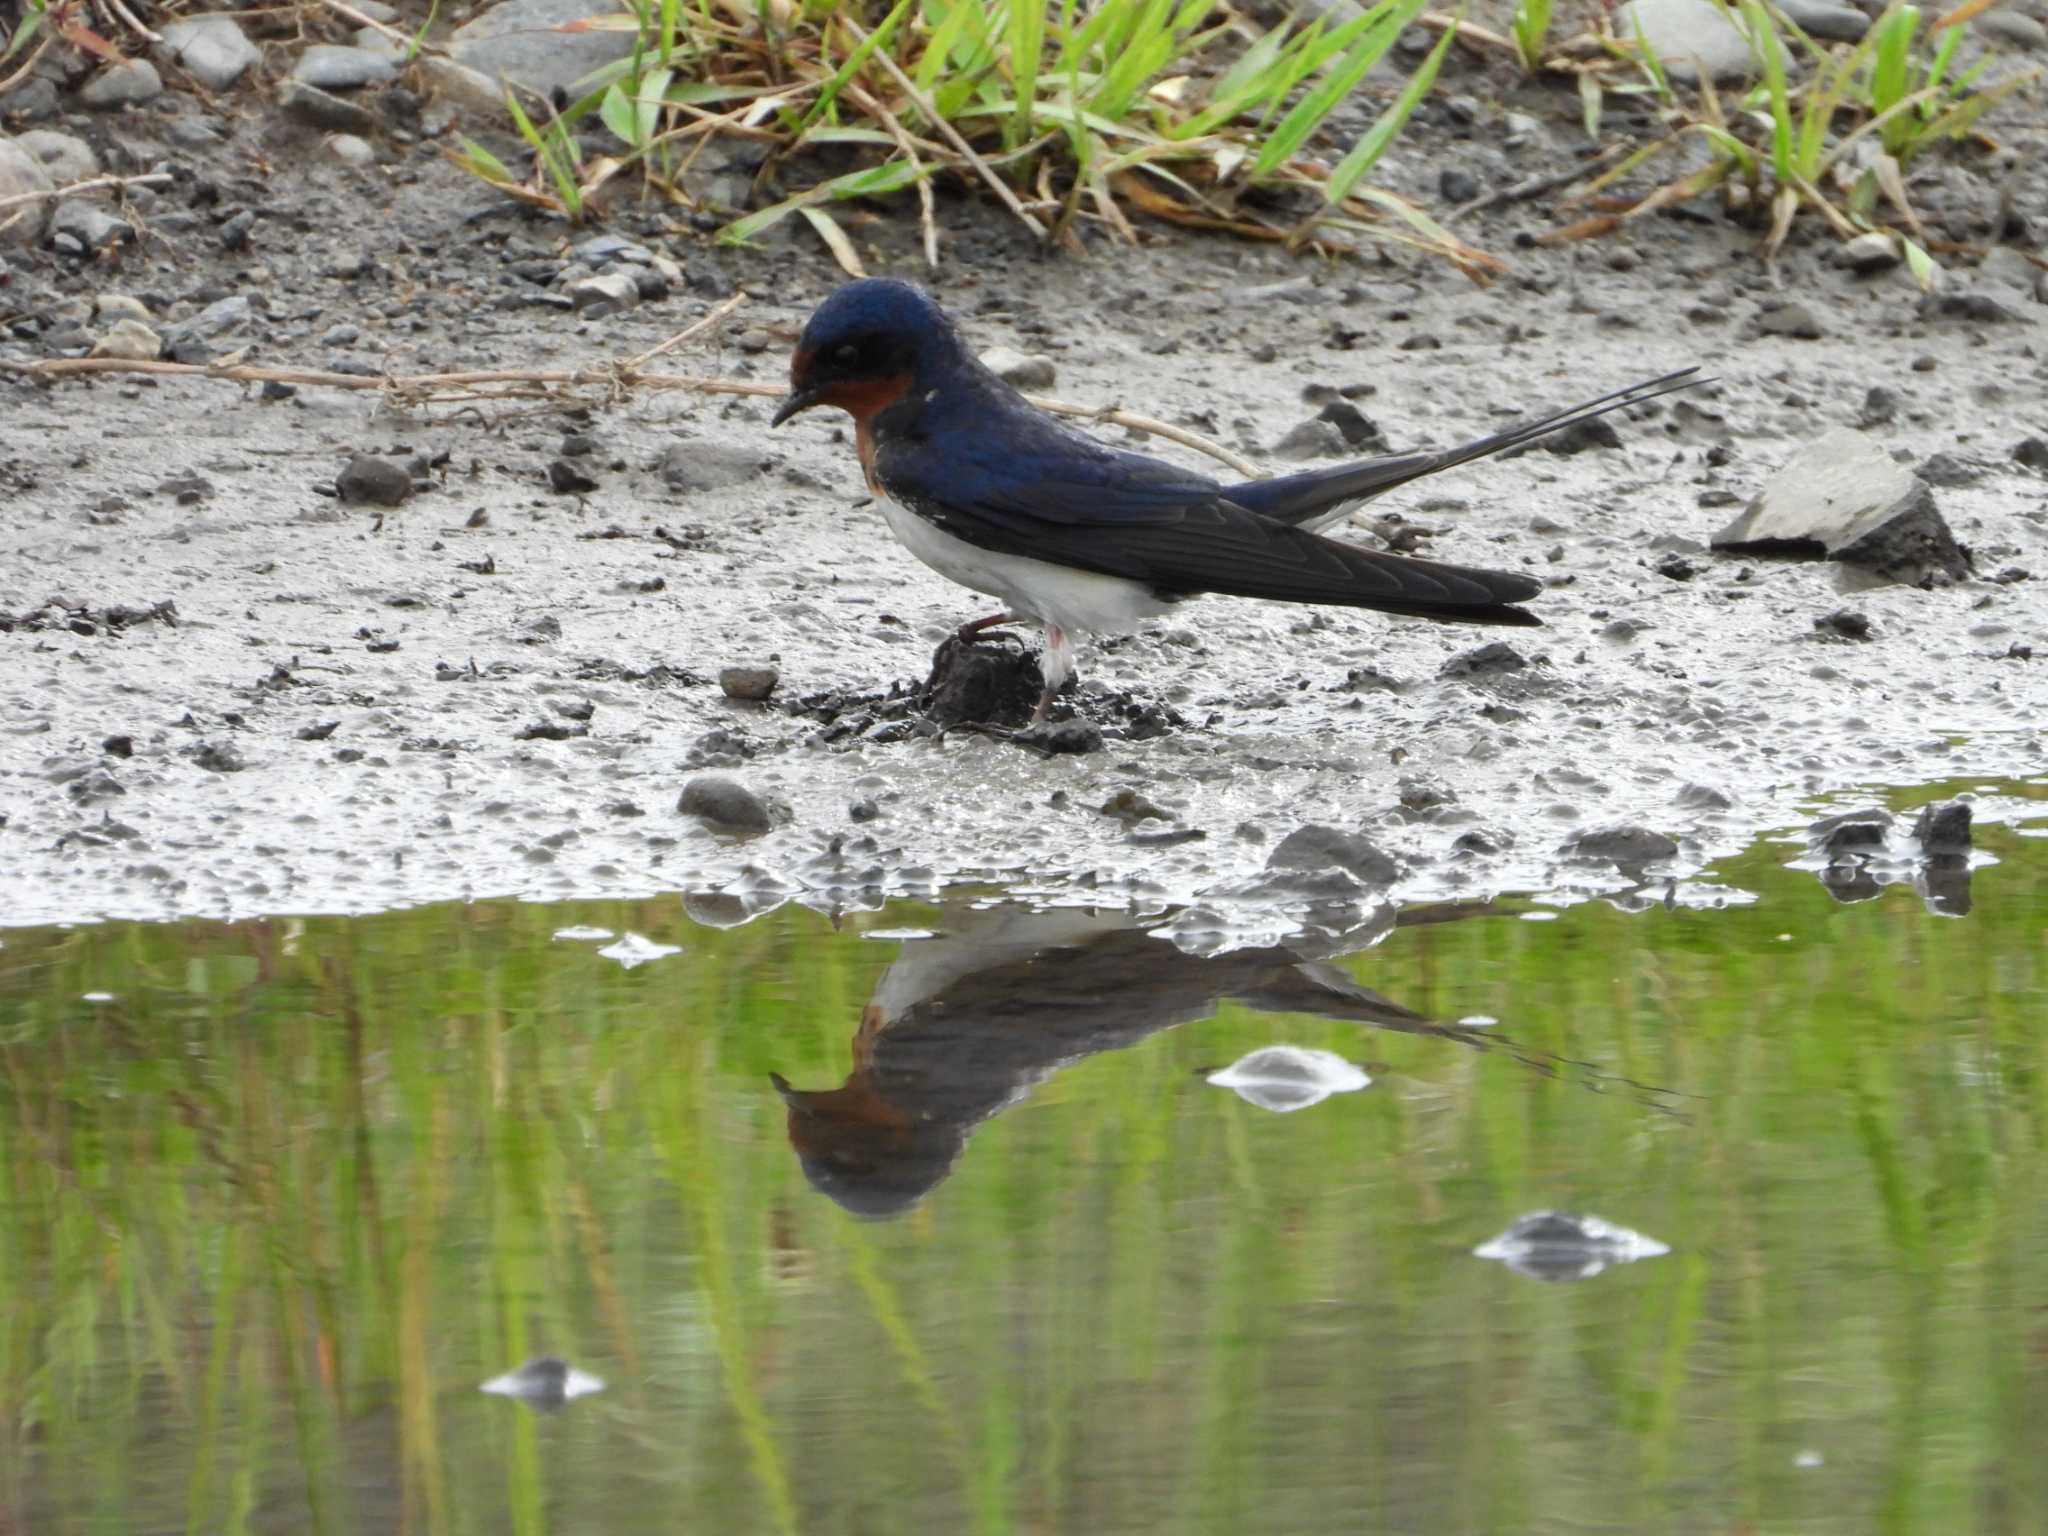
[0,291,1261,476]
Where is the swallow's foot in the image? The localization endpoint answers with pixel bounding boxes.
[955,613,1021,644]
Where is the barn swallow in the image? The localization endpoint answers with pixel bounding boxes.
[772,278,1700,723]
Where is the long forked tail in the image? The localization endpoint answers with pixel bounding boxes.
[1228,367,1707,532]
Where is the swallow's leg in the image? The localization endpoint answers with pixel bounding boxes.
[955,612,1021,644]
[1032,624,1074,723]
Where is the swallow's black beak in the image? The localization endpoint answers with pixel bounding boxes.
[770,387,820,428]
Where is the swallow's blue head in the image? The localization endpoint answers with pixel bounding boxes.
[771,278,961,428]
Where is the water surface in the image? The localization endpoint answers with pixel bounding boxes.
[3,805,2045,1534]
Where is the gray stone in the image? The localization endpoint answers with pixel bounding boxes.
[159,15,262,91]
[1569,825,1679,866]
[12,129,97,186]
[565,269,639,316]
[1270,417,1350,460]
[1616,0,1754,82]
[1842,231,1899,274]
[1712,428,1972,586]
[1977,11,2048,49]
[1779,0,1868,42]
[0,75,60,122]
[1913,800,1971,855]
[1756,300,1824,339]
[292,44,400,92]
[677,775,774,835]
[719,664,779,701]
[50,200,133,250]
[1811,807,1890,858]
[449,0,642,104]
[1266,825,1399,887]
[79,59,164,109]
[160,294,253,361]
[336,453,414,506]
[328,134,377,167]
[351,0,401,20]
[657,438,760,493]
[90,317,161,361]
[418,57,505,116]
[279,80,381,135]
[980,345,1056,390]
[0,138,55,248]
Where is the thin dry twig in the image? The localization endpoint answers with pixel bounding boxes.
[0,170,174,214]
[1450,143,1633,220]
[619,291,750,370]
[98,0,160,45]
[0,36,53,97]
[839,16,1048,243]
[0,345,1260,476]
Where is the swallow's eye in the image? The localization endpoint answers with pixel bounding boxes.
[829,343,865,372]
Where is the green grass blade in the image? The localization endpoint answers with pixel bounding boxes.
[1009,0,1046,148]
[795,0,915,133]
[1251,0,1418,180]
[1741,0,1793,185]
[1325,13,1456,205]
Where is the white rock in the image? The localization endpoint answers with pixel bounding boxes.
[327,133,377,167]
[1842,231,1899,274]
[292,44,401,91]
[594,932,680,969]
[159,15,262,92]
[980,345,1056,390]
[1616,0,1754,82]
[1206,1046,1371,1113]
[90,318,162,361]
[566,269,640,316]
[80,59,164,109]
[95,293,152,321]
[449,0,641,103]
[1474,1211,1671,1282]
[12,129,97,186]
[0,138,55,247]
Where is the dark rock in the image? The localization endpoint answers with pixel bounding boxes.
[1813,609,1871,640]
[1545,416,1624,454]
[1860,386,1899,425]
[1811,807,1891,858]
[1568,825,1679,866]
[1271,417,1350,461]
[1675,782,1732,810]
[1654,552,1699,580]
[2014,437,2048,472]
[336,453,413,506]
[1916,451,1983,487]
[1922,289,2023,325]
[719,664,778,701]
[919,635,1044,728]
[1017,719,1102,754]
[279,80,380,134]
[1438,167,1479,205]
[1266,825,1399,887]
[1912,800,1971,856]
[1711,428,1971,586]
[1099,789,1171,827]
[677,774,773,835]
[1439,641,1528,680]
[548,459,598,494]
[218,208,255,250]
[191,740,247,773]
[1316,399,1388,451]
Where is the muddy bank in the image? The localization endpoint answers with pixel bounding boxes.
[3,40,2046,929]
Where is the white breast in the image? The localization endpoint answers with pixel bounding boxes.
[873,494,1173,641]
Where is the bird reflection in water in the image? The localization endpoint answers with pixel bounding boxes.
[772,903,1519,1219]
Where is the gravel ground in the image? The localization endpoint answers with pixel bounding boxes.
[2,6,2045,930]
